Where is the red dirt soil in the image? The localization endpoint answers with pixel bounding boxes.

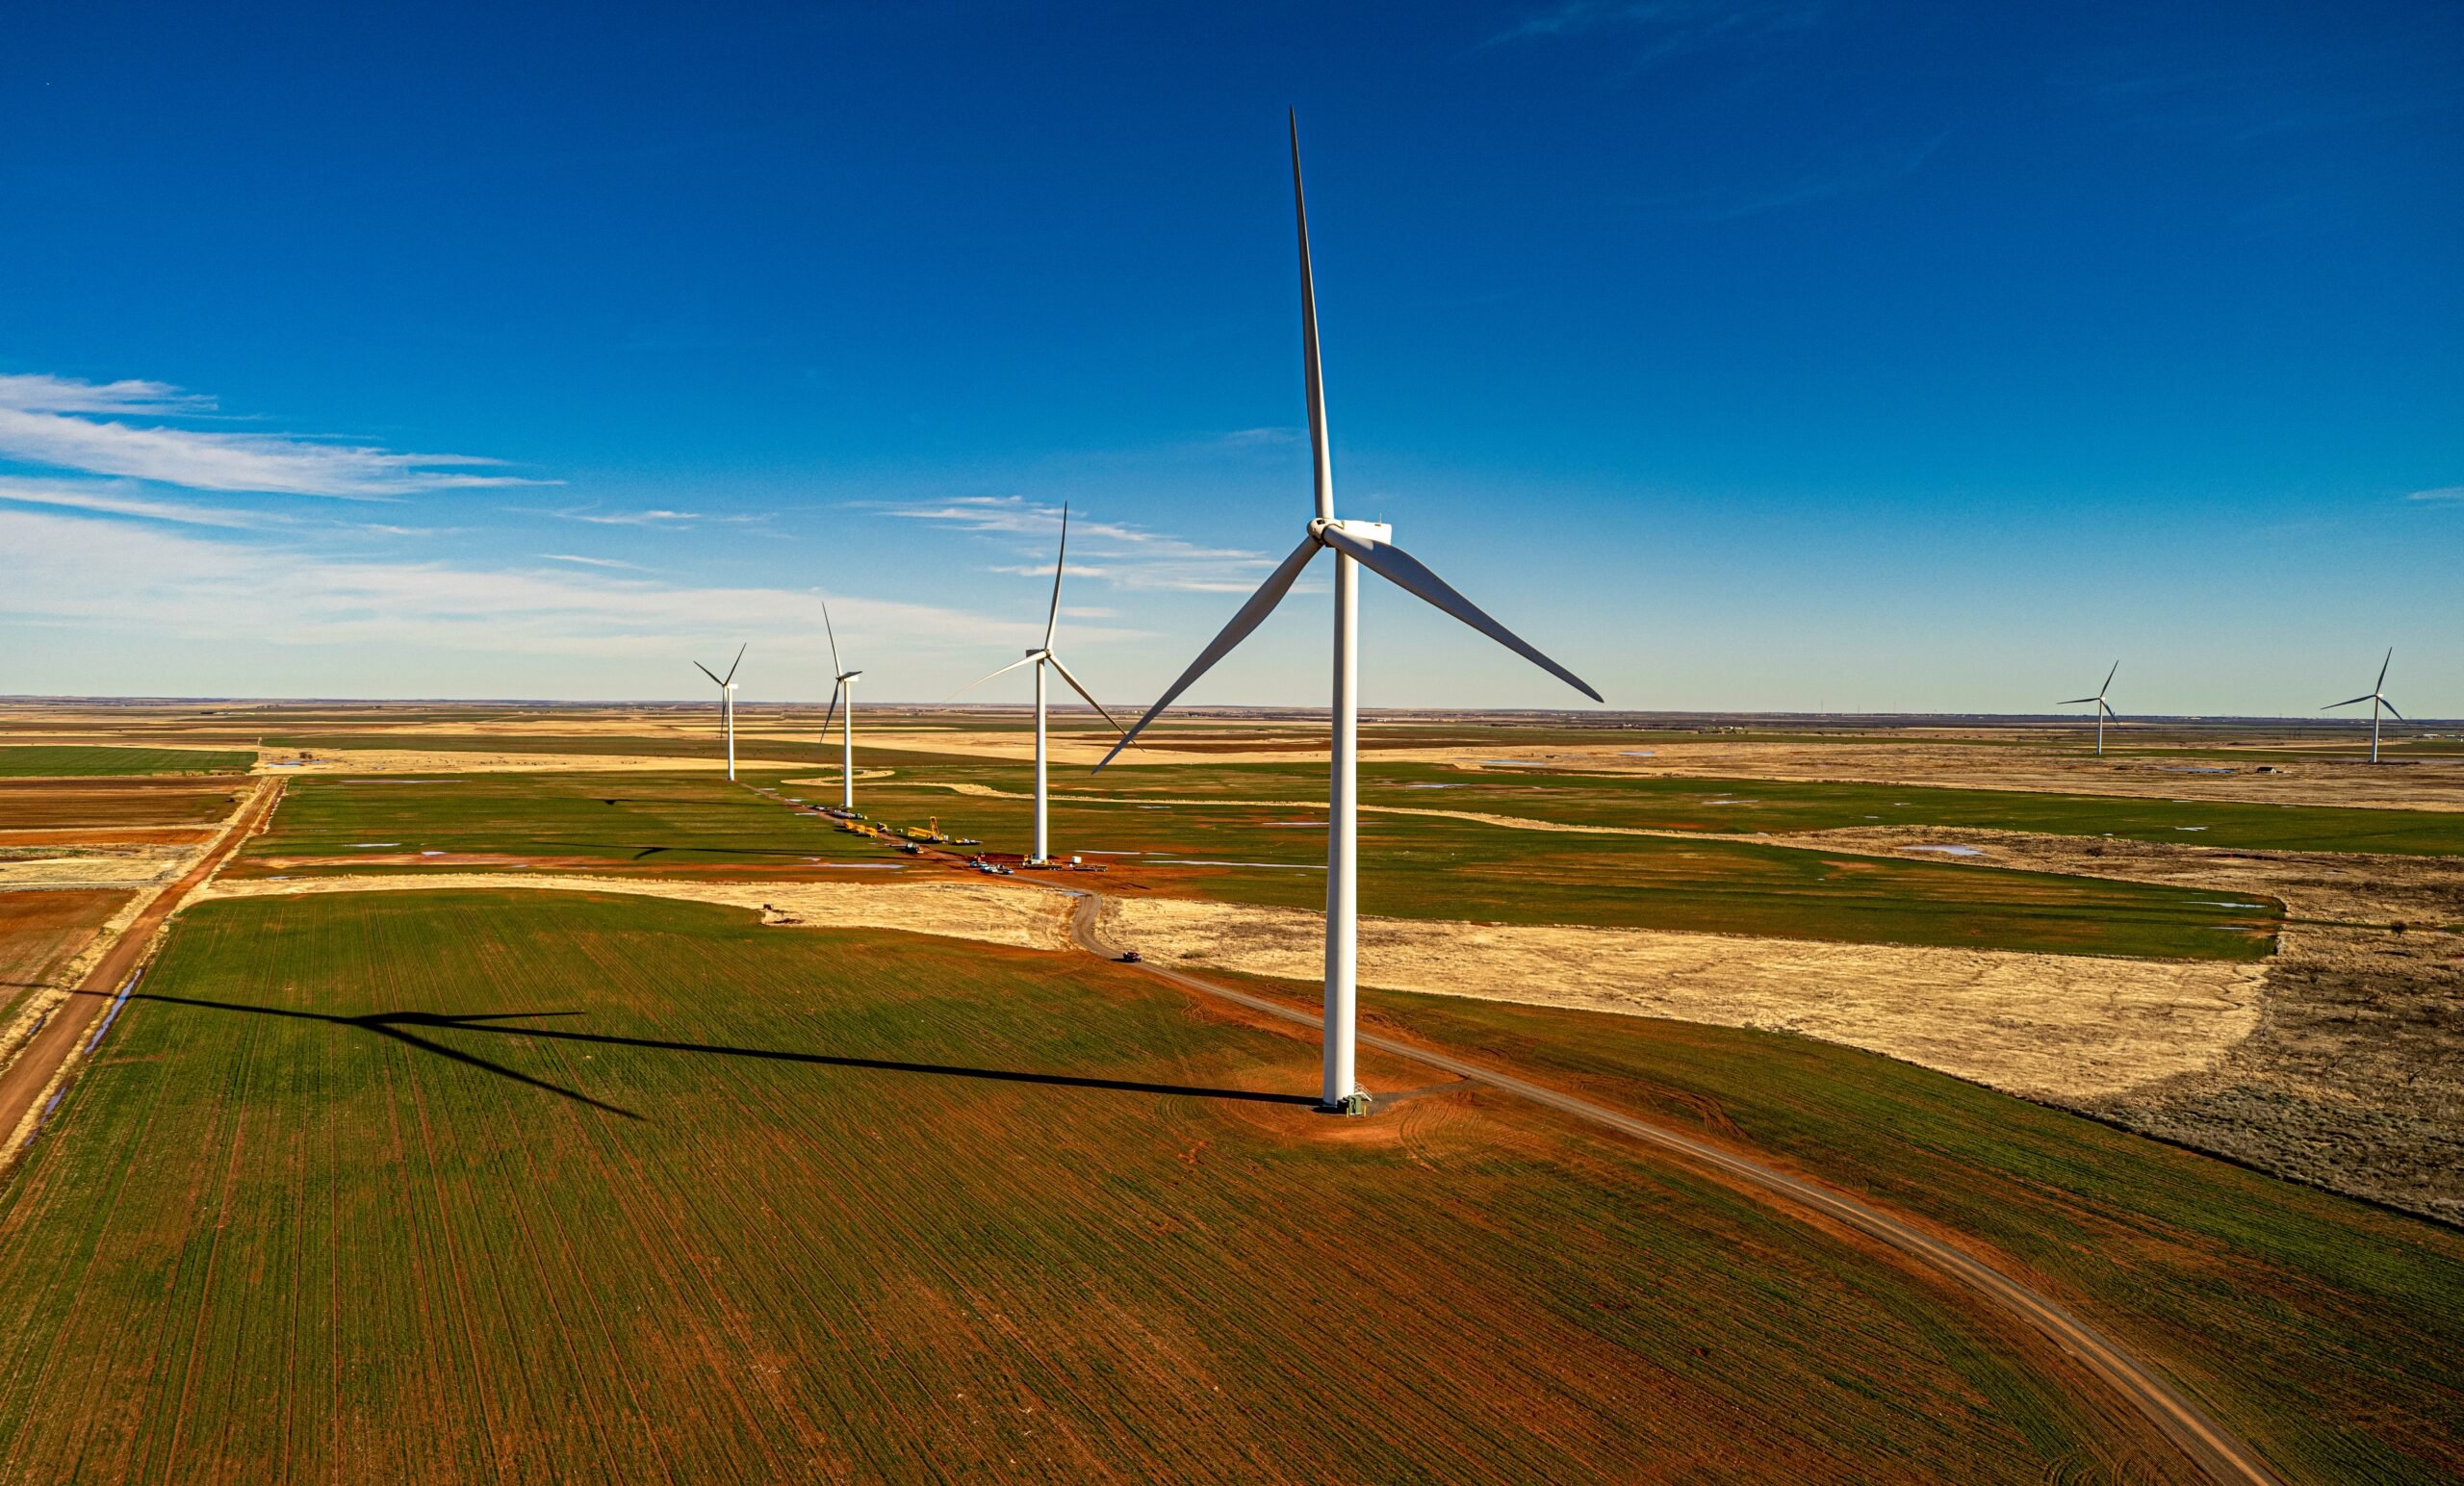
[0,780,281,1160]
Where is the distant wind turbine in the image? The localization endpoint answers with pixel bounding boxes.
[1097,113,1601,1114]
[950,503,1126,862]
[2060,661,2119,756]
[692,644,746,781]
[2324,649,2402,764]
[819,603,863,810]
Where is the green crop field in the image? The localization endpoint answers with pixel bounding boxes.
[951,752,2464,857]
[809,774,2278,961]
[0,746,254,778]
[1205,969,2464,1485]
[1396,766,2464,856]
[236,772,899,874]
[244,768,2278,960]
[0,890,2168,1482]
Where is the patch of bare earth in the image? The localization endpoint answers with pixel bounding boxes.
[1780,826,2464,1224]
[194,873,1075,951]
[1100,896,2260,1104]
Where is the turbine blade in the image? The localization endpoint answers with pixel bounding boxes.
[1291,111,1333,523]
[693,661,724,687]
[1045,502,1068,652]
[1093,534,1322,771]
[1318,525,1602,703]
[822,602,841,676]
[820,684,840,740]
[1045,653,1127,735]
[2380,698,2404,721]
[2324,695,2374,709]
[2377,648,2392,691]
[946,654,1036,703]
[2058,696,2099,705]
[723,642,745,685]
[2101,659,2118,696]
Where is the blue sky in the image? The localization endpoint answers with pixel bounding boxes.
[3,0,2457,715]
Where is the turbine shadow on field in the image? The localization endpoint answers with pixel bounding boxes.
[114,992,1313,1115]
[111,992,645,1118]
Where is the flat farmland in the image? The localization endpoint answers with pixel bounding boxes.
[233,773,902,877]
[958,755,2464,857]
[1379,767,2464,857]
[1201,968,2464,1485]
[824,776,2277,961]
[0,746,254,779]
[0,890,2195,1483]
[264,730,782,760]
[0,889,129,1020]
[0,779,253,832]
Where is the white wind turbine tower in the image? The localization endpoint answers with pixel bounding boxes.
[950,503,1126,862]
[1098,114,1601,1113]
[819,603,864,810]
[692,644,746,781]
[2324,649,2403,764]
[2060,661,2119,756]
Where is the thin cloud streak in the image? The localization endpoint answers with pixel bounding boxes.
[0,372,548,499]
[2405,485,2463,503]
[0,475,274,529]
[1491,0,1830,57]
[0,507,1122,665]
[1650,130,1954,221]
[538,505,772,528]
[0,374,215,416]
[880,495,1274,592]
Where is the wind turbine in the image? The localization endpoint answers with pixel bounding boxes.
[819,603,863,810]
[692,645,746,781]
[950,503,1127,862]
[2324,649,2402,764]
[1097,114,1601,1113]
[2060,661,2119,756]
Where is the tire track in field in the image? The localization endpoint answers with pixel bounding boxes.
[1060,890,2288,1486]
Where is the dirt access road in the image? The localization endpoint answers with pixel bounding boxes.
[1061,890,2285,1486]
[0,778,282,1162]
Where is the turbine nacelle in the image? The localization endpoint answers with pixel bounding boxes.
[1309,516,1390,548]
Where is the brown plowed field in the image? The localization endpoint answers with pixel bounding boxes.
[0,891,129,1020]
[0,779,253,832]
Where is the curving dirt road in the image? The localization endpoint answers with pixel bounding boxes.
[1064,890,2287,1486]
[0,779,283,1163]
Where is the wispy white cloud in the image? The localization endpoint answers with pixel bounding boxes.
[2406,485,2463,503]
[0,372,547,499]
[1651,129,1954,221]
[553,506,704,525]
[0,373,215,416]
[0,506,1097,664]
[0,474,274,529]
[1219,426,1301,448]
[1492,0,1830,57]
[541,552,649,570]
[536,504,773,528]
[879,496,1275,593]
